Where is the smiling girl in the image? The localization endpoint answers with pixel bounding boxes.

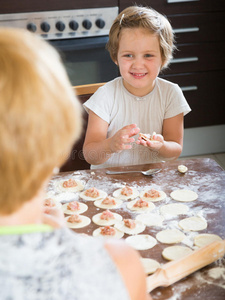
[83,6,191,169]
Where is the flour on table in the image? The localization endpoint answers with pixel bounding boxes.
[125,234,157,250]
[194,233,222,247]
[62,201,88,215]
[127,199,155,213]
[160,203,189,216]
[136,213,164,227]
[140,258,160,274]
[92,211,123,226]
[113,186,139,200]
[156,229,186,244]
[162,245,193,261]
[65,215,91,228]
[179,216,207,231]
[170,189,198,202]
[114,219,146,235]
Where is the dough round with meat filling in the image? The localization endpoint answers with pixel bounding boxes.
[94,198,123,209]
[55,178,85,193]
[65,215,91,228]
[62,201,88,215]
[92,211,123,226]
[80,188,107,201]
[127,199,155,212]
[114,220,146,235]
[139,189,166,202]
[92,227,124,239]
[113,186,139,200]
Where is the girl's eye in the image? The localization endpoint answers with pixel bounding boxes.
[145,54,153,58]
[124,54,133,58]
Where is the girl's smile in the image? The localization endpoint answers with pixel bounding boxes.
[116,27,163,97]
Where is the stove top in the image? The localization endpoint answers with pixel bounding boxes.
[0,7,118,40]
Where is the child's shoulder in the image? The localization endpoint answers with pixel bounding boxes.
[157,77,178,88]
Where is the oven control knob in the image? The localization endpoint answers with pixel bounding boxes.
[69,20,79,31]
[96,19,105,29]
[27,23,37,33]
[56,21,65,32]
[82,19,92,30]
[40,22,51,33]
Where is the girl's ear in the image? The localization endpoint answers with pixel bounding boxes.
[114,60,118,66]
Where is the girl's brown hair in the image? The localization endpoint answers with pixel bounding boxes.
[106,6,175,70]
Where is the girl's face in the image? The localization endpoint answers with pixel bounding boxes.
[116,27,163,97]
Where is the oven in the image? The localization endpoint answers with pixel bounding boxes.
[0,4,119,86]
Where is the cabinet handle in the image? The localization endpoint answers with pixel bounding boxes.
[167,0,199,3]
[173,27,199,34]
[181,86,198,92]
[171,57,198,64]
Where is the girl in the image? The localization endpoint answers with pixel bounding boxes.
[83,6,191,169]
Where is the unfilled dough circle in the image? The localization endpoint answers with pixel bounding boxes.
[136,213,164,227]
[113,187,139,200]
[125,234,157,250]
[179,216,207,231]
[65,215,91,229]
[140,258,160,274]
[194,233,222,248]
[80,188,107,201]
[62,202,88,215]
[114,220,146,235]
[170,189,198,202]
[92,211,123,226]
[92,227,124,239]
[156,229,185,244]
[140,189,166,202]
[160,203,189,216]
[127,199,155,212]
[162,245,193,261]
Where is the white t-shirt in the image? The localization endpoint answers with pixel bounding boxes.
[84,76,191,169]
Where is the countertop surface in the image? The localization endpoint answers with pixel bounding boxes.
[48,158,225,299]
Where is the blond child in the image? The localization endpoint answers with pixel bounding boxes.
[83,6,191,169]
[0,28,151,300]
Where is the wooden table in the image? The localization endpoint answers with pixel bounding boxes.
[49,158,225,299]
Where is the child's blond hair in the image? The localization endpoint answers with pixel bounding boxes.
[106,6,175,70]
[0,28,82,214]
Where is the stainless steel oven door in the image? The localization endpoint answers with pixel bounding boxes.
[50,35,118,86]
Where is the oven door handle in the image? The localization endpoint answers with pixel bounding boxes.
[50,36,109,51]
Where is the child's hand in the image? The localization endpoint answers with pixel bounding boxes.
[136,133,164,151]
[109,124,140,153]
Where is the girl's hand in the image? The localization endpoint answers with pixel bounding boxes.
[109,124,140,153]
[136,133,164,151]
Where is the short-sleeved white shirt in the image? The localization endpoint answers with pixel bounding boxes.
[84,77,191,169]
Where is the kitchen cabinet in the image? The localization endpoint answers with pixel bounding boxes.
[120,0,225,128]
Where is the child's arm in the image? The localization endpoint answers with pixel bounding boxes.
[83,111,140,165]
[137,113,183,159]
